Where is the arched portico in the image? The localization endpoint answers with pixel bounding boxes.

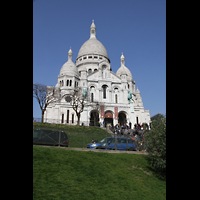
[90,110,99,126]
[118,111,127,126]
[104,110,114,127]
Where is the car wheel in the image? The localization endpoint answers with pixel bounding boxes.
[129,147,135,151]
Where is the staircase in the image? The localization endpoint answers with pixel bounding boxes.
[101,126,115,136]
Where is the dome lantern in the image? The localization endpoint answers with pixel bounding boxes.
[68,47,73,60]
[90,20,96,39]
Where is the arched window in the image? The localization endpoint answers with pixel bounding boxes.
[69,80,72,86]
[91,93,94,102]
[88,69,92,75]
[102,85,107,99]
[66,80,69,86]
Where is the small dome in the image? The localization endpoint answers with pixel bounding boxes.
[59,48,78,77]
[116,53,133,81]
[116,65,133,81]
[59,60,78,77]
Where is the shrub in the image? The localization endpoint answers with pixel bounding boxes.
[144,114,166,178]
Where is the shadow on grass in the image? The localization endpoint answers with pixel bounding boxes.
[145,156,166,181]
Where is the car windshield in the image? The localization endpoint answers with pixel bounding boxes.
[100,138,114,143]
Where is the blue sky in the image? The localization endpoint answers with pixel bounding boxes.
[33,0,166,118]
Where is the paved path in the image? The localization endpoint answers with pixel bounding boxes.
[34,145,148,155]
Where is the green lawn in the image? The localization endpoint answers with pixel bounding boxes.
[33,122,112,148]
[33,146,166,200]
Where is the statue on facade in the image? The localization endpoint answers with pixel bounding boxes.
[128,91,133,103]
[83,88,87,98]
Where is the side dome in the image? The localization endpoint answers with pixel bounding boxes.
[116,66,133,81]
[76,20,109,61]
[116,53,133,81]
[59,47,79,77]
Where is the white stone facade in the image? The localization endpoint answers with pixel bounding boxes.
[44,21,150,127]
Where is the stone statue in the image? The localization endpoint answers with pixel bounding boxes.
[128,91,133,103]
[83,88,87,98]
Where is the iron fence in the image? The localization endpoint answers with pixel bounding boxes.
[33,117,88,126]
[33,123,146,151]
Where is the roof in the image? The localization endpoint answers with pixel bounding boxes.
[116,65,133,81]
[77,21,109,60]
[59,48,78,77]
[77,38,108,58]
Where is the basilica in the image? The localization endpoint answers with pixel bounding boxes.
[44,21,150,127]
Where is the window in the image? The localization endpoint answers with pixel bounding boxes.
[94,56,98,59]
[67,110,69,123]
[102,85,107,99]
[88,69,92,74]
[115,94,118,103]
[75,81,76,87]
[72,114,74,124]
[83,57,87,60]
[91,93,94,102]
[79,71,81,77]
[60,81,62,87]
[88,56,92,59]
[61,114,64,124]
[69,80,72,86]
[77,82,78,87]
[67,80,69,86]
[62,80,63,86]
[94,69,97,72]
[65,96,72,102]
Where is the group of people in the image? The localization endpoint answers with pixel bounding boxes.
[113,122,149,135]
[113,122,148,151]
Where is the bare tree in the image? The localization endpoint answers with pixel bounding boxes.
[33,83,60,123]
[70,87,88,126]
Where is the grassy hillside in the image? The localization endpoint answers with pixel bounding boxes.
[33,146,166,200]
[33,122,111,148]
[33,122,108,133]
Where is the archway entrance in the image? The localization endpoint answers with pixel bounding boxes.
[104,111,113,127]
[90,110,99,126]
[118,111,127,126]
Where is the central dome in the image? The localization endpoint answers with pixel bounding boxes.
[77,21,109,61]
[77,38,108,58]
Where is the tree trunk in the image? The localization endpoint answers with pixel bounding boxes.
[77,114,80,126]
[41,109,45,123]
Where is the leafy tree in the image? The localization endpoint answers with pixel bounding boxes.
[144,114,166,178]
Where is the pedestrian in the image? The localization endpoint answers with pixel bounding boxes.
[129,122,132,129]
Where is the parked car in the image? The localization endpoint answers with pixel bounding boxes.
[86,137,136,151]
[33,127,69,147]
